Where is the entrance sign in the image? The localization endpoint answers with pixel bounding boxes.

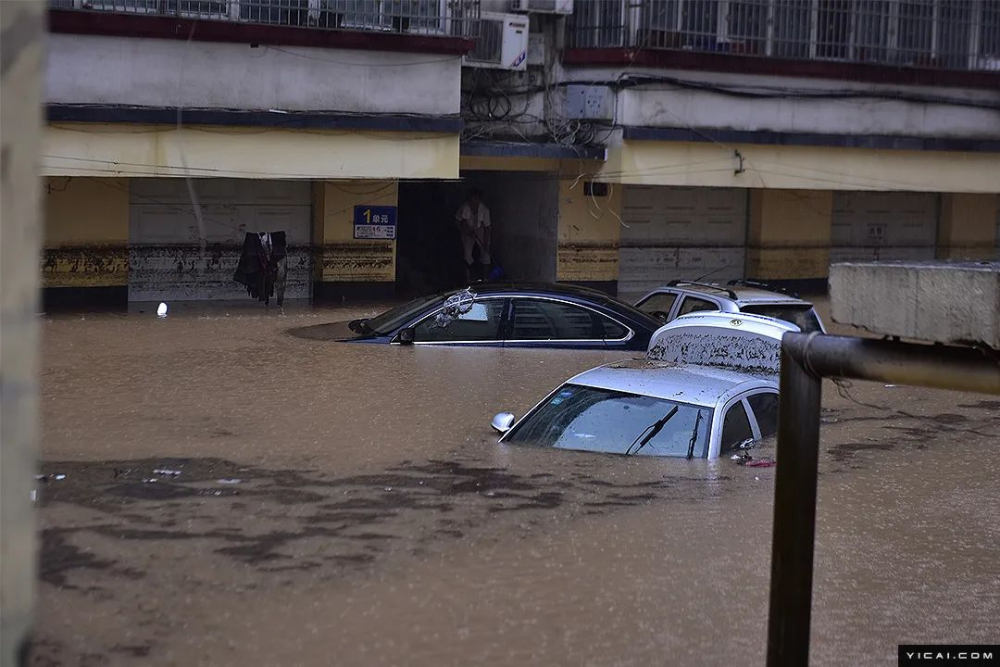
[354,206,397,240]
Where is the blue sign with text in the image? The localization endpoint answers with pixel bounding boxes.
[353,205,397,240]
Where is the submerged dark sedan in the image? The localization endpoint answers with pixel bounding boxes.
[306,283,663,350]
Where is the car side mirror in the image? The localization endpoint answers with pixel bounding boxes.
[397,327,415,345]
[491,412,515,434]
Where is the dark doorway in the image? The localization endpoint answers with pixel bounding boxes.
[395,173,559,299]
[396,181,466,299]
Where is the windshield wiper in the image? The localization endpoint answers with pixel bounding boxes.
[625,405,679,457]
[686,410,704,460]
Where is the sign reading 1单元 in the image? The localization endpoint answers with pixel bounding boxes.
[353,205,397,240]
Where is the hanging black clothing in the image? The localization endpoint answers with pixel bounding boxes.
[233,231,287,305]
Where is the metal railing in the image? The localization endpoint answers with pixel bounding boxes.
[767,333,1000,665]
[568,0,1000,72]
[49,0,481,37]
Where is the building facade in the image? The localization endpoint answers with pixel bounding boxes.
[42,0,1000,307]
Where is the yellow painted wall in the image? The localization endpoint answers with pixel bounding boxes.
[556,178,622,283]
[43,176,129,288]
[747,189,833,280]
[460,156,562,173]
[314,180,398,283]
[937,193,999,260]
[616,141,1000,193]
[43,123,460,180]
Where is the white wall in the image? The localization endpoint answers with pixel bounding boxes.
[47,34,461,115]
[583,66,1000,140]
[618,78,1000,140]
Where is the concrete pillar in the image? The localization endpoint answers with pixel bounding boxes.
[313,180,398,301]
[556,178,622,294]
[1,0,44,662]
[936,193,999,260]
[747,189,833,292]
[43,177,129,309]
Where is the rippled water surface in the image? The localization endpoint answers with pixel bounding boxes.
[33,301,1000,666]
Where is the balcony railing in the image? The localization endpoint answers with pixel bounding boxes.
[568,0,1000,72]
[50,0,481,37]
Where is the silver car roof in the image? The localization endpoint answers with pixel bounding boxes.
[567,360,776,408]
[644,284,811,306]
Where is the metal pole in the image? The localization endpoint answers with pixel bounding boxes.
[766,332,1000,665]
[766,338,823,667]
[785,333,1000,396]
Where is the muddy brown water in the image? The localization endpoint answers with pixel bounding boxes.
[33,300,1000,666]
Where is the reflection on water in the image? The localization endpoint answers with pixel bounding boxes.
[34,304,1000,666]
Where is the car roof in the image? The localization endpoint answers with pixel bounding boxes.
[649,283,810,305]
[647,311,796,374]
[465,282,661,326]
[567,360,776,408]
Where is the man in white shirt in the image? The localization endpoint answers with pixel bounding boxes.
[454,189,491,282]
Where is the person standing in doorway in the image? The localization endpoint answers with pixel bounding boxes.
[455,189,491,283]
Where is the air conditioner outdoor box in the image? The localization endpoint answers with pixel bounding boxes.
[463,12,529,71]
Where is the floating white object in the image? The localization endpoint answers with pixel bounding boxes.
[157,302,168,318]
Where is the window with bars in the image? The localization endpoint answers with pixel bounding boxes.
[51,0,471,35]
[568,0,1000,73]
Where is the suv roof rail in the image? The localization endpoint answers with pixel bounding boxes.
[666,280,738,300]
[726,279,801,299]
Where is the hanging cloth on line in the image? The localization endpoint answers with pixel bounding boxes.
[233,231,287,305]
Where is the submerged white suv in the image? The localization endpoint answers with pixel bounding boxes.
[634,280,826,333]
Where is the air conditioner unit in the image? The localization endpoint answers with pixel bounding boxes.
[512,0,574,15]
[463,12,529,71]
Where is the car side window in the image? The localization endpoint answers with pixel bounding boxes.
[678,296,718,316]
[637,292,678,320]
[599,316,629,340]
[510,299,597,340]
[720,401,754,454]
[413,300,505,342]
[747,392,779,439]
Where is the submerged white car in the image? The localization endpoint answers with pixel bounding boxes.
[491,312,796,460]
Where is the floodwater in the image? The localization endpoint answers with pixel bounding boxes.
[32,300,1000,666]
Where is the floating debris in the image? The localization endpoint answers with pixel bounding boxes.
[217,478,242,485]
[153,469,182,477]
[157,302,169,318]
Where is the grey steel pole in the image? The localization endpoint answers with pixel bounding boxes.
[765,332,1000,666]
[1,0,44,665]
[766,334,823,667]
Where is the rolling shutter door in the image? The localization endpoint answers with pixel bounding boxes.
[619,186,746,300]
[129,179,312,301]
[831,192,938,264]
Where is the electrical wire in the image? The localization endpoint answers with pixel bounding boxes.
[462,73,1000,111]
[41,154,747,185]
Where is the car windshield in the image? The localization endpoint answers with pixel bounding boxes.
[504,384,712,458]
[364,293,450,335]
[741,304,823,332]
[635,292,678,320]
